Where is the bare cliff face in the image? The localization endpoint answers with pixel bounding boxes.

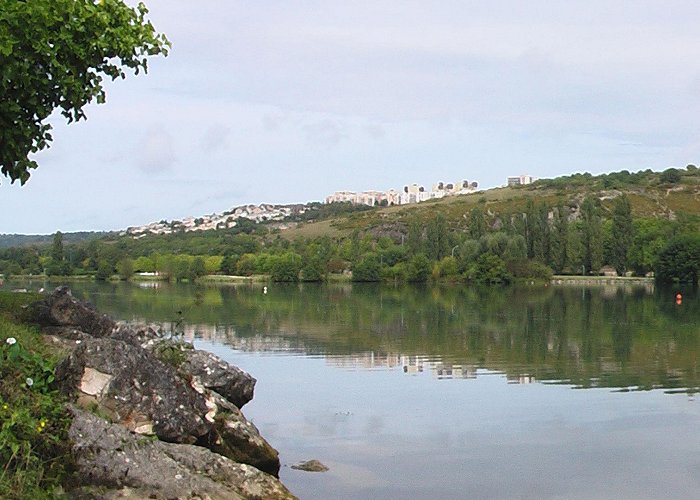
[32,286,296,500]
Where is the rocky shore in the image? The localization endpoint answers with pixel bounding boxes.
[30,286,296,499]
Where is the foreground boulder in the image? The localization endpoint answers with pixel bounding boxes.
[56,335,281,476]
[56,336,211,443]
[69,408,296,500]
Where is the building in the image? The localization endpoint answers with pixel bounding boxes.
[507,175,535,186]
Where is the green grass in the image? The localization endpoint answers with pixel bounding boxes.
[0,292,73,499]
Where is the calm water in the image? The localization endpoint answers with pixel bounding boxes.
[7,280,700,499]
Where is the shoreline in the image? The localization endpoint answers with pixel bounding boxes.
[3,273,657,287]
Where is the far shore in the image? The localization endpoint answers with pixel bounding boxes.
[4,273,657,287]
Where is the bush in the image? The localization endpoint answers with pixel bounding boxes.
[407,254,431,282]
[352,254,381,282]
[506,258,553,281]
[660,168,681,184]
[470,254,512,284]
[270,252,302,282]
[655,234,700,284]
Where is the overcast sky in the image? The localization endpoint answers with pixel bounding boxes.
[3,1,700,234]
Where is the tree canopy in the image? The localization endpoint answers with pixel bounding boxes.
[0,0,169,184]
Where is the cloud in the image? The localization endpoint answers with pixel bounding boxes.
[364,124,386,140]
[136,127,176,173]
[200,124,231,152]
[302,119,347,147]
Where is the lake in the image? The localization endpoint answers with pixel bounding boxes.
[6,280,700,499]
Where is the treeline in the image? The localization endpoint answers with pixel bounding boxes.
[0,231,109,249]
[1,191,698,284]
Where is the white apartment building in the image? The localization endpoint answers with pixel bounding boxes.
[507,175,535,186]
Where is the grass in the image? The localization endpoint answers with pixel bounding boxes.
[0,292,73,499]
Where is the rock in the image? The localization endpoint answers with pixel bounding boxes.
[56,336,282,476]
[195,384,281,477]
[68,408,297,500]
[291,460,329,472]
[151,342,256,409]
[31,286,116,337]
[112,323,257,409]
[110,322,164,346]
[56,336,211,444]
[40,289,283,480]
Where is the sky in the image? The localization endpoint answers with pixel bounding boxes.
[3,0,700,234]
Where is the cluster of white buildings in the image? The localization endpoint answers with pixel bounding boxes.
[325,179,479,207]
[125,203,307,237]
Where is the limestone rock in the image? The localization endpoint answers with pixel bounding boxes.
[114,325,257,409]
[110,322,163,346]
[56,337,211,444]
[31,286,116,337]
[150,342,256,409]
[68,408,296,500]
[195,384,281,477]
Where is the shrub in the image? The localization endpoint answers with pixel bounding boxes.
[655,234,700,284]
[470,254,512,285]
[407,254,431,283]
[660,168,681,184]
[352,254,381,282]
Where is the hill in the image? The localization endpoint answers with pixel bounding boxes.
[283,166,700,239]
[1,165,699,283]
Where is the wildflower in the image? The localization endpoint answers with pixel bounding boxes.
[6,337,16,345]
[25,378,34,387]
[2,404,8,410]
[36,420,47,432]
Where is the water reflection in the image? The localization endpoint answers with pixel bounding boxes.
[8,280,700,393]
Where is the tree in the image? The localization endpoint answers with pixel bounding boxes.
[189,256,207,280]
[470,253,511,285]
[116,257,134,280]
[610,194,633,276]
[550,203,569,274]
[659,168,681,184]
[45,231,71,275]
[426,213,449,260]
[1,0,169,183]
[270,252,302,282]
[580,196,603,275]
[301,256,325,282]
[655,234,700,284]
[352,253,381,282]
[95,259,113,281]
[406,254,431,282]
[406,219,423,256]
[51,231,64,263]
[468,206,486,240]
[133,255,155,273]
